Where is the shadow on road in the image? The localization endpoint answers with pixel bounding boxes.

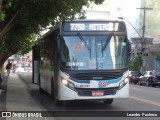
[17,72,119,112]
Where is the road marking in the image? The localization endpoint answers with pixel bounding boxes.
[130,87,142,91]
[130,85,159,94]
[129,96,160,107]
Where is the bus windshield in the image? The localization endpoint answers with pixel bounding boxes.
[61,35,128,70]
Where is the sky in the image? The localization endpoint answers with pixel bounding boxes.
[84,0,141,39]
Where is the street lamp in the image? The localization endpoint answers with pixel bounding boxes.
[118,17,144,72]
[118,17,141,37]
[118,17,142,55]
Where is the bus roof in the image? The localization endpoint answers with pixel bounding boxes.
[41,19,126,39]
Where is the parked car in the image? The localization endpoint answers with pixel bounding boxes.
[146,73,160,87]
[129,71,141,84]
[139,71,156,85]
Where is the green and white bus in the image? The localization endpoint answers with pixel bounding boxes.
[33,20,129,105]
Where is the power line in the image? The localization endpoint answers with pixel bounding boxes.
[136,7,153,42]
[136,7,153,73]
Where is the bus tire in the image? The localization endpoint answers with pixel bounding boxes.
[51,78,63,106]
[39,87,45,94]
[103,99,113,104]
[54,98,63,106]
[39,74,45,94]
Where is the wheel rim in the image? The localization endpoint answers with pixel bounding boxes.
[138,81,141,85]
[146,81,149,86]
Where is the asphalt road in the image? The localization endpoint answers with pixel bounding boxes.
[17,72,160,120]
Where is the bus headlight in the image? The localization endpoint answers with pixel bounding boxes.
[119,77,129,89]
[61,78,75,90]
[62,79,68,85]
[124,77,129,83]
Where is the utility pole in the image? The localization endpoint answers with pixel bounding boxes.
[137,7,153,73]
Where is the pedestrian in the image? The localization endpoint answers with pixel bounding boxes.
[6,61,12,76]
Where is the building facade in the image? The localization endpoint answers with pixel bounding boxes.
[139,0,160,72]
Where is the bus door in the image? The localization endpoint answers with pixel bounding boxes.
[32,45,40,84]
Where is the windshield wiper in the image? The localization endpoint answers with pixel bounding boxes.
[77,33,91,59]
[102,33,113,51]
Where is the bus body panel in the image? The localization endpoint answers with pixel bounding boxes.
[118,83,129,97]
[58,70,129,100]
[35,20,129,103]
[40,68,53,95]
[58,81,129,100]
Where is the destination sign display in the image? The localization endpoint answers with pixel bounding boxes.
[63,21,120,31]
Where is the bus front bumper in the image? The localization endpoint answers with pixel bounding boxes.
[58,82,129,100]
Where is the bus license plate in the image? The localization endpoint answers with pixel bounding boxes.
[92,91,104,96]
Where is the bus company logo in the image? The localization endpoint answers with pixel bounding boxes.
[99,81,108,87]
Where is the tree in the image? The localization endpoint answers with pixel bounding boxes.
[129,55,142,72]
[156,55,160,61]
[0,0,105,67]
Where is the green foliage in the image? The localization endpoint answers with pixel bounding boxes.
[0,11,5,22]
[0,0,104,66]
[94,0,105,4]
[156,55,160,61]
[129,55,142,72]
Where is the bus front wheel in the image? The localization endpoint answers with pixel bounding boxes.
[39,87,46,94]
[103,99,113,104]
[54,98,63,106]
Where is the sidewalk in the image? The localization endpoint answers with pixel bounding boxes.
[1,72,53,120]
[6,73,42,111]
[17,67,32,72]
